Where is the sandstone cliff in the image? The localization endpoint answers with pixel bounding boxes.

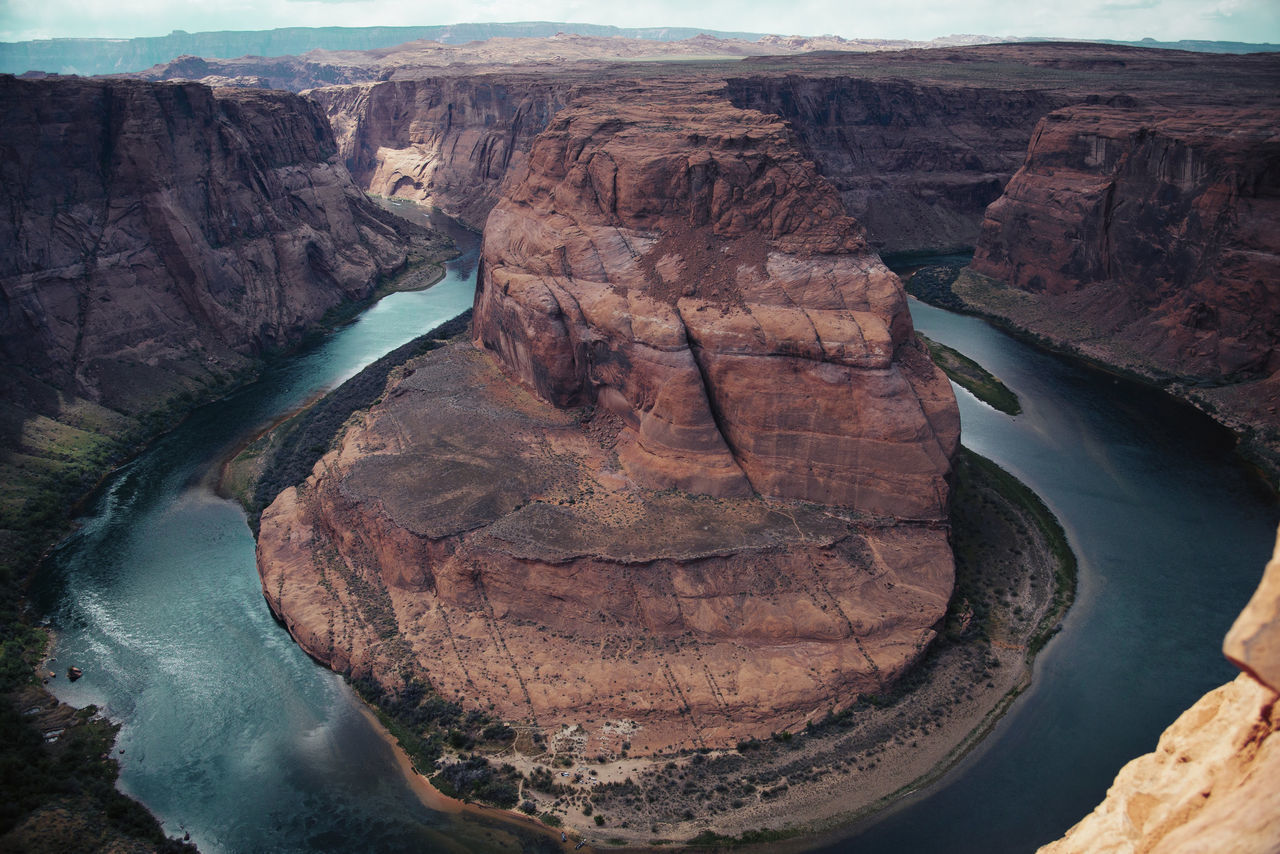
[0,75,429,419]
[972,105,1280,384]
[256,86,960,754]
[961,101,1280,478]
[473,85,958,515]
[1039,528,1280,854]
[722,76,1063,254]
[308,76,573,227]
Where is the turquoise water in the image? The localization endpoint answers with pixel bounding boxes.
[33,209,551,853]
[31,227,1278,853]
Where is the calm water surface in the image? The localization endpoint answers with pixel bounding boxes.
[33,231,1278,852]
[34,206,550,853]
[819,297,1278,852]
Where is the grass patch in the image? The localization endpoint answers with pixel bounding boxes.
[920,334,1022,416]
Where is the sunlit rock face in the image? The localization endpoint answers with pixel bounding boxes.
[474,86,959,518]
[1039,528,1280,854]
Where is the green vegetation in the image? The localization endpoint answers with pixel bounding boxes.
[686,827,800,847]
[900,262,971,312]
[0,695,196,851]
[920,334,1022,416]
[350,674,525,806]
[952,448,1077,655]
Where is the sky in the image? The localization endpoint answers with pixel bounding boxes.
[1,0,1277,44]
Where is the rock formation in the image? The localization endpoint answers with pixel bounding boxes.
[1039,527,1280,854]
[0,75,431,420]
[309,77,572,227]
[722,76,1063,254]
[971,104,1280,385]
[960,99,1280,479]
[473,85,958,514]
[256,85,960,753]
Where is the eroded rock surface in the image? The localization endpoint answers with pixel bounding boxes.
[1040,529,1280,854]
[474,86,958,517]
[972,104,1280,385]
[962,99,1280,479]
[0,75,431,417]
[257,87,959,752]
[309,77,572,227]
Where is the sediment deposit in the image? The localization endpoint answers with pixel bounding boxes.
[257,85,960,753]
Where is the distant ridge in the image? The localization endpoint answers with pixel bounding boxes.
[2,22,1275,77]
[0,22,774,75]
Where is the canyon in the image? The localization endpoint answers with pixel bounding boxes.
[961,101,1280,475]
[0,75,448,556]
[2,33,1277,851]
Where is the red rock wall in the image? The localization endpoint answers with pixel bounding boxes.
[309,77,572,227]
[971,105,1280,383]
[0,76,420,413]
[312,72,1060,254]
[473,88,959,518]
[723,76,1064,254]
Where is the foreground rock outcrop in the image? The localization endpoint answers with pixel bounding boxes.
[257,86,959,752]
[0,75,432,419]
[1040,528,1280,854]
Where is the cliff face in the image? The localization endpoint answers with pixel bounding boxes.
[308,77,573,227]
[257,86,960,753]
[971,105,1280,384]
[0,75,426,417]
[474,85,958,515]
[310,72,1060,253]
[722,76,1064,253]
[1040,528,1280,854]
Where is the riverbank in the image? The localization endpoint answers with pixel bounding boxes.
[0,235,459,853]
[307,444,1074,849]
[946,269,1280,490]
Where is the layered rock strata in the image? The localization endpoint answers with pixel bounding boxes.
[473,87,958,516]
[971,105,1280,385]
[722,76,1063,253]
[309,77,572,227]
[257,88,960,752]
[963,102,1280,478]
[0,75,429,418]
[1040,527,1280,854]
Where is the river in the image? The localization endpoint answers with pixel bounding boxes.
[33,226,1278,853]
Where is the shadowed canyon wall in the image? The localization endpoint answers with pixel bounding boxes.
[309,77,572,227]
[0,76,425,420]
[307,63,1063,250]
[961,99,1280,478]
[721,76,1063,253]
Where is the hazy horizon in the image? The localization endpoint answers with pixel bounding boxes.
[1,1,1277,46]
